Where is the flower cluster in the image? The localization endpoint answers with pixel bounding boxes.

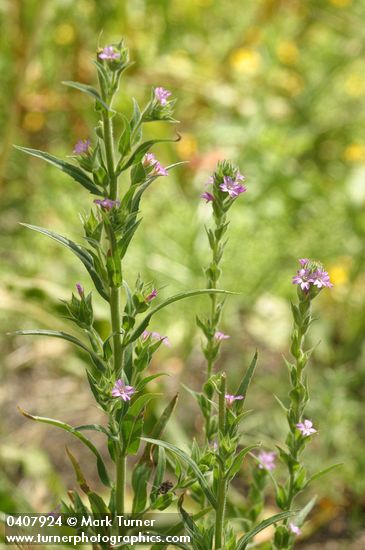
[292,258,333,292]
[99,46,120,60]
[154,87,171,106]
[201,161,247,204]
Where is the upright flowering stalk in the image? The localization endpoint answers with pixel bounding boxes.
[14,39,232,538]
[197,160,246,442]
[273,259,333,549]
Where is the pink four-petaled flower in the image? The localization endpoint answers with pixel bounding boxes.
[219,174,247,198]
[296,419,317,437]
[111,379,135,401]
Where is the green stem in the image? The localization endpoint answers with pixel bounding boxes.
[99,80,126,518]
[215,374,227,550]
[116,449,126,519]
[110,286,122,374]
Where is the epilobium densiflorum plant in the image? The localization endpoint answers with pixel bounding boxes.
[12,40,338,549]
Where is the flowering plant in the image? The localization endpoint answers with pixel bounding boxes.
[12,40,338,549]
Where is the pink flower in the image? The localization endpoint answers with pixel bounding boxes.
[289,523,301,536]
[201,192,214,203]
[99,46,120,60]
[76,283,84,297]
[142,330,171,347]
[225,394,244,406]
[292,259,333,291]
[258,451,276,471]
[111,379,135,401]
[94,198,121,210]
[215,331,230,341]
[220,175,247,198]
[143,153,168,176]
[73,139,90,155]
[145,289,157,302]
[154,87,172,106]
[296,419,317,437]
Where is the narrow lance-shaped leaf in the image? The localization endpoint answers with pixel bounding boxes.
[66,447,90,494]
[62,80,112,112]
[118,134,181,173]
[306,463,343,486]
[140,394,178,464]
[14,146,103,196]
[235,350,258,409]
[125,289,235,346]
[20,224,109,300]
[236,511,296,550]
[10,329,106,373]
[18,407,110,487]
[141,437,217,509]
[226,444,259,481]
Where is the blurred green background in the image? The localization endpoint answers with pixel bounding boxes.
[1,0,365,547]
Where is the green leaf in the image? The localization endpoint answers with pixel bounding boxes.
[295,496,317,527]
[74,424,113,439]
[226,445,258,480]
[62,81,111,112]
[132,463,151,514]
[119,135,181,172]
[11,329,106,374]
[136,373,168,392]
[125,289,234,345]
[14,146,103,195]
[236,511,295,550]
[235,350,258,404]
[19,224,109,300]
[307,463,343,485]
[18,407,110,487]
[141,438,217,509]
[118,114,132,156]
[121,395,158,455]
[66,447,90,494]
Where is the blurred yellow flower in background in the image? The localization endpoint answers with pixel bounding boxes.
[281,72,304,96]
[22,112,45,133]
[54,24,75,46]
[343,143,365,162]
[276,40,299,65]
[176,133,198,160]
[229,48,261,74]
[328,264,349,286]
[344,74,365,97]
[329,0,352,6]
